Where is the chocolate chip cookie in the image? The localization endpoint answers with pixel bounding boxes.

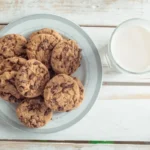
[0,34,27,61]
[44,74,80,112]
[16,97,52,128]
[51,40,81,75]
[29,28,62,40]
[27,34,62,68]
[0,57,27,103]
[15,59,50,98]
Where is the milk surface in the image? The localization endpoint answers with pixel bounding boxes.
[111,21,150,73]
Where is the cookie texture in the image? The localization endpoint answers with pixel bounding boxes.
[51,40,81,75]
[16,97,52,128]
[44,74,80,112]
[27,34,62,68]
[29,28,62,40]
[0,34,27,61]
[0,57,27,103]
[73,77,84,104]
[15,59,50,98]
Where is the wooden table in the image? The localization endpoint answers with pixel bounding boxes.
[1,0,150,149]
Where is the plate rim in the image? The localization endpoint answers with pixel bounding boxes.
[0,14,103,133]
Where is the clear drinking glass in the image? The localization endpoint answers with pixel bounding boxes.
[103,18,150,75]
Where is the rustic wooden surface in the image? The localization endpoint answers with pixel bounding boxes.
[1,0,150,149]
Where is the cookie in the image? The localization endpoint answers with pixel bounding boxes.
[27,34,62,68]
[73,77,84,104]
[15,59,50,98]
[29,28,62,40]
[0,34,27,61]
[0,57,27,103]
[51,40,81,75]
[44,74,80,112]
[16,97,52,128]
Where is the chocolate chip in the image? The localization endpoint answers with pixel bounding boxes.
[28,103,41,111]
[61,83,73,89]
[44,108,51,116]
[29,74,34,79]
[80,89,84,93]
[24,92,28,96]
[33,61,40,65]
[38,40,49,50]
[64,61,67,66]
[9,96,17,103]
[30,85,34,89]
[21,68,27,73]
[52,98,57,104]
[0,92,5,97]
[51,84,58,93]
[8,78,15,84]
[21,80,26,83]
[62,83,74,92]
[68,67,74,74]
[0,65,5,71]
[22,45,26,49]
[66,84,74,88]
[2,47,6,51]
[58,106,63,111]
[59,55,62,60]
[60,83,67,87]
[8,37,12,40]
[56,56,59,59]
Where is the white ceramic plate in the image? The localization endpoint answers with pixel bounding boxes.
[0,14,102,133]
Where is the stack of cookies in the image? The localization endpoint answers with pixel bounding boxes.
[0,28,84,128]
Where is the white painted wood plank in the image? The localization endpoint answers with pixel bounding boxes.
[1,100,150,141]
[0,0,150,25]
[0,142,150,150]
[100,85,150,100]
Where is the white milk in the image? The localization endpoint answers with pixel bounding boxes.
[111,20,150,73]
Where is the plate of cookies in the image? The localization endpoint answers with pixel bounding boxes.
[0,14,102,133]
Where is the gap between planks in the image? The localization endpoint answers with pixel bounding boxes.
[1,141,150,150]
[103,81,150,86]
[0,140,150,145]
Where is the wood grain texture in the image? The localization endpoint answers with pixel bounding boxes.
[0,142,150,150]
[0,0,149,25]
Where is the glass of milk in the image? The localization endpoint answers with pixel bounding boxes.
[108,18,150,74]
